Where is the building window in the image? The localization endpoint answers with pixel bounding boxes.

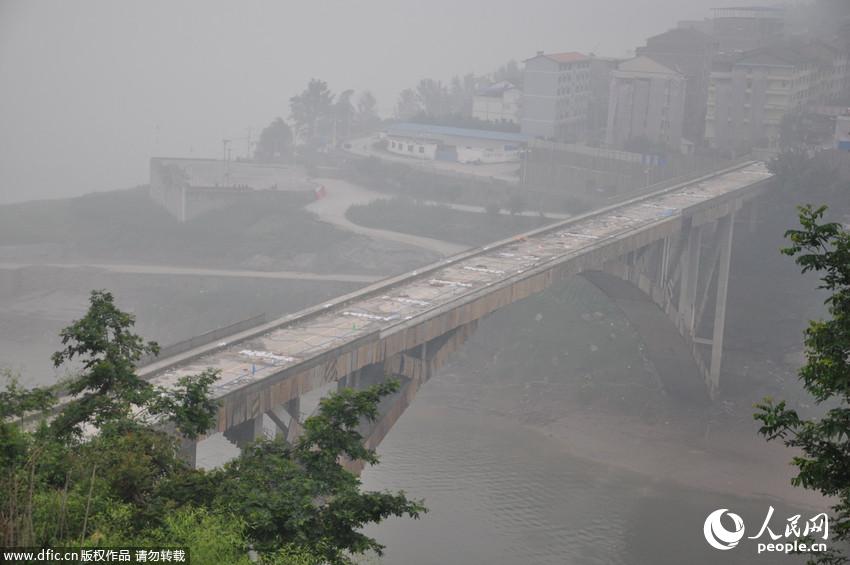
[408,144,413,152]
[419,146,424,153]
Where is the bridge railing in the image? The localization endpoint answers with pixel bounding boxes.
[137,160,767,379]
[137,313,267,369]
[598,155,754,206]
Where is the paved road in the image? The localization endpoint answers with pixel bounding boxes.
[308,178,469,256]
[0,262,382,284]
[308,177,569,258]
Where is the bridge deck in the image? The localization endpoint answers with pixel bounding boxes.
[144,163,771,412]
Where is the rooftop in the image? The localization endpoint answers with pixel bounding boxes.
[645,26,715,44]
[525,51,589,64]
[733,40,841,69]
[475,81,520,97]
[616,55,681,76]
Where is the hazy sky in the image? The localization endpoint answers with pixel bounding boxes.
[0,0,715,204]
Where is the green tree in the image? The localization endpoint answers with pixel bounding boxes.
[492,59,522,88]
[290,79,334,143]
[1,292,423,561]
[50,290,160,436]
[215,381,425,564]
[448,74,476,115]
[395,88,421,120]
[147,369,221,441]
[255,118,293,163]
[415,78,449,117]
[755,204,850,564]
[334,89,355,142]
[356,91,379,130]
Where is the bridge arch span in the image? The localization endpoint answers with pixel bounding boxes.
[579,270,708,404]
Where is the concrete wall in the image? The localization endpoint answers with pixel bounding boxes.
[149,158,315,222]
[637,32,716,141]
[522,56,560,139]
[706,66,793,151]
[455,145,521,164]
[386,134,521,164]
[606,72,686,151]
[472,89,521,124]
[386,136,438,160]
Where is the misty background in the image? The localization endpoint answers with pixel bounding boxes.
[0,0,715,205]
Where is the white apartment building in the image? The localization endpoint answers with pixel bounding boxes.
[521,51,591,142]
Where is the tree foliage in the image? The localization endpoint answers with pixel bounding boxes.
[255,118,293,163]
[1,290,424,562]
[356,91,379,129]
[334,89,355,140]
[50,290,160,436]
[755,204,850,564]
[215,380,425,563]
[395,88,421,120]
[290,79,334,143]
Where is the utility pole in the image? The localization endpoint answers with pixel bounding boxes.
[222,138,231,186]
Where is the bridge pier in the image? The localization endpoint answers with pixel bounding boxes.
[178,437,197,467]
[707,213,734,396]
[223,412,268,448]
[677,221,702,336]
[265,397,301,442]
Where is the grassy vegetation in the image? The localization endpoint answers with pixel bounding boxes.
[346,197,553,246]
[0,187,346,269]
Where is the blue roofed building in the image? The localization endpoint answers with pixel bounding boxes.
[382,122,529,164]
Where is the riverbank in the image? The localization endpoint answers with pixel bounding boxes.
[0,185,439,275]
[533,390,821,508]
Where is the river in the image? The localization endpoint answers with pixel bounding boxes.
[360,365,807,565]
[357,276,816,565]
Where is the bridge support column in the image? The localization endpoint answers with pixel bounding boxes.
[223,413,267,449]
[707,213,735,397]
[678,222,702,335]
[178,437,197,468]
[265,397,301,443]
[747,199,759,234]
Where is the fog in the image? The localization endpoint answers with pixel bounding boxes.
[3,0,849,563]
[1,0,711,204]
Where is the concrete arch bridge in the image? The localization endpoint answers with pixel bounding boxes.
[135,162,772,464]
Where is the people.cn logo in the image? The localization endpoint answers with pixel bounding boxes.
[704,509,746,550]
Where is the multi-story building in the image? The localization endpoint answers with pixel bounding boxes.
[472,81,522,124]
[705,41,850,152]
[605,56,687,153]
[521,51,591,141]
[587,56,621,143]
[637,27,718,142]
[796,41,850,107]
[711,6,785,53]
